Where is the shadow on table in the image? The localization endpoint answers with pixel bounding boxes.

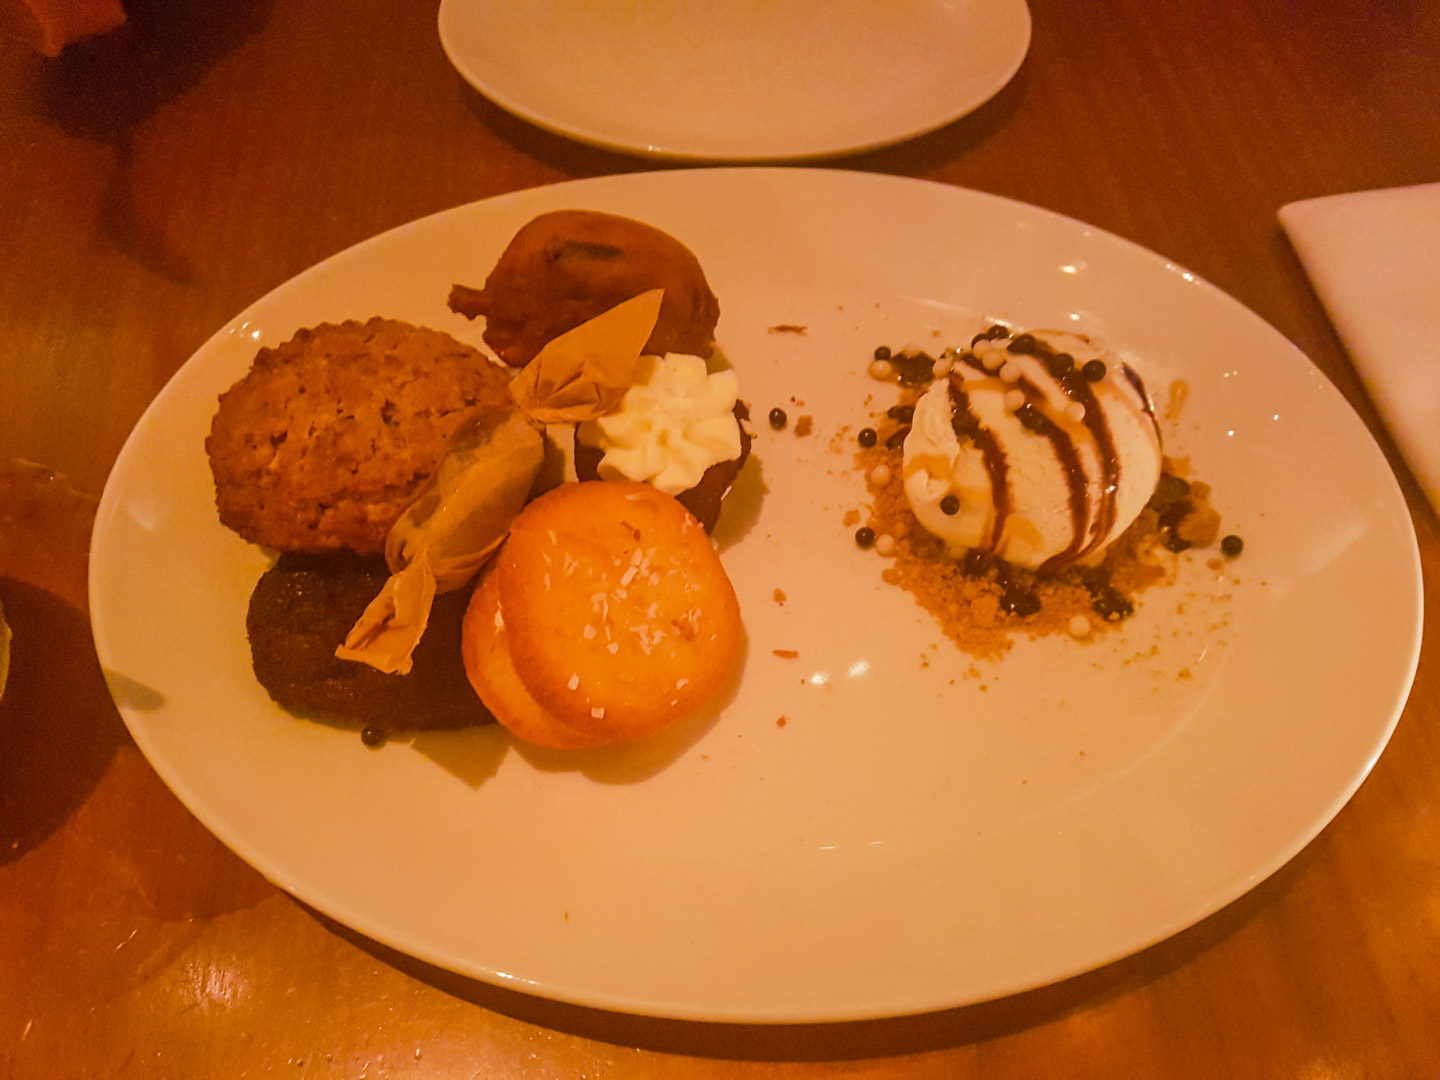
[28,0,273,285]
[311,836,1320,1061]
[0,579,131,867]
[455,42,1029,180]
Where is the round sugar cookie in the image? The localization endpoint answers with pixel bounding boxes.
[461,569,607,749]
[497,481,741,742]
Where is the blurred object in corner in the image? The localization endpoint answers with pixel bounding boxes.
[3,0,126,56]
[0,597,10,702]
[0,459,98,613]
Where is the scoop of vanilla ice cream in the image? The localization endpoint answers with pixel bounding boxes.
[902,330,1162,571]
[577,353,740,495]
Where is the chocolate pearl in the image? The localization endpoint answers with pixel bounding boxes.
[768,407,788,429]
[1046,352,1075,378]
[1158,498,1192,529]
[873,345,892,361]
[894,353,935,387]
[858,427,878,448]
[855,527,876,549]
[940,494,960,516]
[1082,359,1107,382]
[961,549,992,577]
[1146,473,1191,512]
[1000,589,1041,617]
[360,726,386,747]
[1221,534,1245,557]
[1091,586,1134,621]
[1015,404,1046,432]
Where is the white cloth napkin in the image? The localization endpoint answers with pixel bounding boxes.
[1279,182,1440,511]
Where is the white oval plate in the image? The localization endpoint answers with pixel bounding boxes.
[91,169,1422,1023]
[437,0,1031,160]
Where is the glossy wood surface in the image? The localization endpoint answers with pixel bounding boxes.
[3,1,1439,1074]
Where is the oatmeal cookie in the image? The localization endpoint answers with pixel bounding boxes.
[206,318,512,554]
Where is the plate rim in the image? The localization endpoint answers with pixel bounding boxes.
[90,167,1425,1022]
[435,0,1033,161]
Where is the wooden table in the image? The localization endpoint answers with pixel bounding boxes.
[3,2,1438,1074]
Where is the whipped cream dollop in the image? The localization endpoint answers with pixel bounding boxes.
[903,329,1162,571]
[577,352,740,495]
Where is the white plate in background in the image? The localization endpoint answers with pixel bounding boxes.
[91,169,1421,1022]
[438,0,1032,160]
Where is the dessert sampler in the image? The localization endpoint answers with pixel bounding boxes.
[207,211,749,748]
[204,207,1236,747]
[853,325,1235,656]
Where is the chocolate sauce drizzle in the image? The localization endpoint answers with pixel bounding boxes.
[1005,334,1124,566]
[1014,381,1090,570]
[946,375,1010,550]
[946,330,1151,570]
[1122,364,1162,439]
